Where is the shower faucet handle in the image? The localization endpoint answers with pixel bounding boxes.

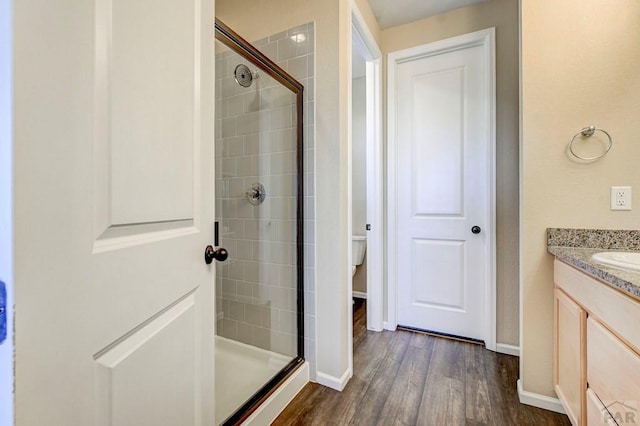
[205,245,229,264]
[246,182,266,206]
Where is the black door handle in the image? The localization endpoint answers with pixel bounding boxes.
[471,226,481,234]
[205,245,228,264]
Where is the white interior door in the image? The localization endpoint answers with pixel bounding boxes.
[389,30,495,342]
[14,0,215,424]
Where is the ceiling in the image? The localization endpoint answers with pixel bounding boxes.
[367,0,489,29]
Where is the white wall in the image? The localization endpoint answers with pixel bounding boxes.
[521,0,640,397]
[0,0,13,423]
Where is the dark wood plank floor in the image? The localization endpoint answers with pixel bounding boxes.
[273,299,571,426]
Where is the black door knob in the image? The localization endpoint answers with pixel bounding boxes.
[471,226,481,234]
[205,245,229,264]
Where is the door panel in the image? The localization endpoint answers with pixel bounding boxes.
[95,292,199,426]
[411,239,465,311]
[412,67,464,216]
[108,0,196,225]
[94,0,200,246]
[14,0,215,424]
[394,33,492,341]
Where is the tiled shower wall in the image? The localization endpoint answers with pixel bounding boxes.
[215,23,316,378]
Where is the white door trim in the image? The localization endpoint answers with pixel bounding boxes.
[347,0,383,380]
[386,28,497,351]
[0,0,13,422]
[351,3,384,334]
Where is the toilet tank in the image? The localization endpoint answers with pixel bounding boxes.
[352,235,367,266]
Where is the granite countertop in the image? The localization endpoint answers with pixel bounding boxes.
[547,228,640,300]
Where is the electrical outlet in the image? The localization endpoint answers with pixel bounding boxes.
[611,186,632,211]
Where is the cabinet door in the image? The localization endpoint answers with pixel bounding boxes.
[586,389,618,426]
[554,288,587,426]
[587,317,640,424]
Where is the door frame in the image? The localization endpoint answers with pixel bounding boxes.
[347,0,384,378]
[386,28,497,351]
[351,2,383,333]
[0,0,13,423]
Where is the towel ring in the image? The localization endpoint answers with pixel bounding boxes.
[568,126,612,161]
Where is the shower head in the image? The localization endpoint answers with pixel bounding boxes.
[234,64,258,88]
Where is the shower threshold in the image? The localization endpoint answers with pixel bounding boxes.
[215,336,303,425]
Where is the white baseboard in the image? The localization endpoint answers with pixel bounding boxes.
[243,362,310,425]
[517,379,565,414]
[316,368,351,391]
[352,291,367,299]
[382,321,396,331]
[496,343,520,357]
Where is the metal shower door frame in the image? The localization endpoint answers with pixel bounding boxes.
[214,18,305,426]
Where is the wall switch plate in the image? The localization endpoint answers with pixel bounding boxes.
[611,186,632,211]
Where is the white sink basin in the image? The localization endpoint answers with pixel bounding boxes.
[592,251,640,271]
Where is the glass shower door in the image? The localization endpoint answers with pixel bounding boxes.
[214,20,304,426]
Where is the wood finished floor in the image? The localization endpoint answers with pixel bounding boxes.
[273,299,571,426]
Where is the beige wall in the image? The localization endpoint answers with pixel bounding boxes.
[381,0,520,346]
[353,0,381,46]
[521,0,640,396]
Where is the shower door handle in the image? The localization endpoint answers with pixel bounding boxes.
[205,245,229,264]
[205,222,228,264]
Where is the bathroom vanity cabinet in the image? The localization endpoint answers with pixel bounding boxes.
[554,259,640,426]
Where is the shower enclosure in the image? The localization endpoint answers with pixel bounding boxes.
[214,20,304,425]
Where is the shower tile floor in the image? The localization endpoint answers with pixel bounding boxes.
[215,336,291,424]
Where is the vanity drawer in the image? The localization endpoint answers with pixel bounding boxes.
[554,260,640,353]
[586,389,617,426]
[587,317,640,412]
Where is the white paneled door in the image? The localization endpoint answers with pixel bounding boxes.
[15,0,215,425]
[389,30,495,342]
